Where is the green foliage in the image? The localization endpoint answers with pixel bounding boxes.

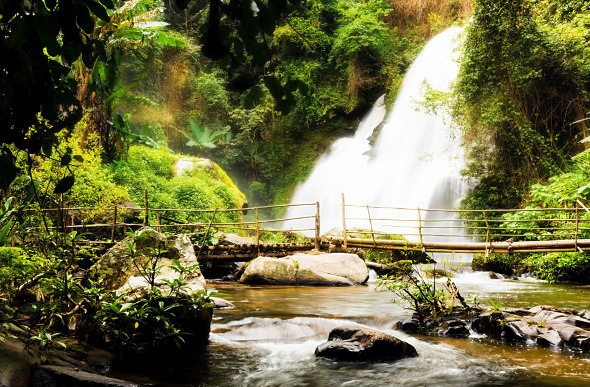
[0,0,115,190]
[378,267,465,326]
[529,153,590,208]
[108,145,245,225]
[28,327,66,363]
[186,118,230,153]
[471,252,527,275]
[456,0,590,211]
[93,236,213,355]
[0,248,48,295]
[525,252,590,283]
[346,231,431,264]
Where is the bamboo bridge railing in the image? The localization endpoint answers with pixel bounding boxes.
[23,190,590,258]
[340,195,590,255]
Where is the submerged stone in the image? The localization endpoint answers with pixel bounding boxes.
[315,326,418,362]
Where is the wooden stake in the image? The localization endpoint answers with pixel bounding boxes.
[256,207,260,256]
[315,201,320,251]
[483,209,491,258]
[156,213,161,233]
[342,193,347,249]
[367,204,376,247]
[143,188,149,226]
[575,201,584,253]
[197,208,217,260]
[418,207,425,253]
[111,205,117,242]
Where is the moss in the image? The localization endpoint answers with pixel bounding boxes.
[107,146,246,226]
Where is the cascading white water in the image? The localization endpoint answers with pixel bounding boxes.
[287,26,470,247]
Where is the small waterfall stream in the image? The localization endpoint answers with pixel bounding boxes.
[287,27,470,247]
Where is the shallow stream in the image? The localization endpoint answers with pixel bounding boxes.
[127,267,590,386]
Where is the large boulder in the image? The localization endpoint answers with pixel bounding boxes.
[240,253,369,286]
[87,228,206,299]
[315,326,419,361]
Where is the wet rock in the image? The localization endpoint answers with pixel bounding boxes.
[211,297,235,309]
[398,320,421,333]
[504,320,538,342]
[442,320,470,337]
[315,326,418,362]
[31,365,144,387]
[0,334,36,387]
[488,272,519,280]
[240,253,369,286]
[470,311,506,338]
[503,307,535,317]
[556,325,588,344]
[577,337,590,350]
[536,329,564,347]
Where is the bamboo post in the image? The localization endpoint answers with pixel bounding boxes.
[156,213,161,233]
[366,204,376,247]
[256,207,260,256]
[143,188,149,226]
[483,209,491,258]
[111,205,118,242]
[341,193,347,249]
[58,193,64,234]
[197,208,217,260]
[418,207,425,253]
[314,201,320,251]
[574,200,584,252]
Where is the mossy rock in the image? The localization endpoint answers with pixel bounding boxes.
[472,252,527,276]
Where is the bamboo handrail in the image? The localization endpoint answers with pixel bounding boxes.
[17,193,590,255]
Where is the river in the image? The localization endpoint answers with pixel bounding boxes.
[127,267,590,386]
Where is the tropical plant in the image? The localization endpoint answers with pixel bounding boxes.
[0,0,116,191]
[378,262,468,326]
[186,118,230,153]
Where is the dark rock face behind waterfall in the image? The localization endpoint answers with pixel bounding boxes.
[315,326,419,361]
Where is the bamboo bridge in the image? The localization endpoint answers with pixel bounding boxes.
[34,193,590,260]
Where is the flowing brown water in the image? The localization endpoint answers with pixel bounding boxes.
[129,269,590,386]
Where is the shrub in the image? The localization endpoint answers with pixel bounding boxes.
[525,252,590,283]
[0,247,49,294]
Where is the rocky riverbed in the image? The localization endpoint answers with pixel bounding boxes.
[396,304,590,351]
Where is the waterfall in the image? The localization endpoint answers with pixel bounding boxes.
[286,26,470,247]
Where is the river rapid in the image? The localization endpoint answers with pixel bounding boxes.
[126,266,590,386]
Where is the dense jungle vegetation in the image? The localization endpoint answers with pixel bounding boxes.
[452,0,590,282]
[1,0,590,362]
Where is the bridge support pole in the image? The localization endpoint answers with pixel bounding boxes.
[341,193,347,249]
[315,202,320,251]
